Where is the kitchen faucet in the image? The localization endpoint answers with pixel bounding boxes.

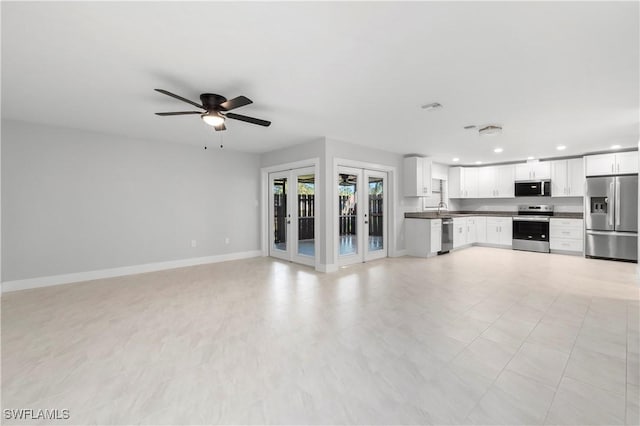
[437,201,448,215]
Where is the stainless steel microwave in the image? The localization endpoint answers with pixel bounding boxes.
[514,180,551,197]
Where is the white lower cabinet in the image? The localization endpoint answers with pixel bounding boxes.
[475,217,487,244]
[430,219,442,253]
[485,217,513,247]
[466,218,477,245]
[405,218,441,257]
[550,218,583,255]
[453,218,468,248]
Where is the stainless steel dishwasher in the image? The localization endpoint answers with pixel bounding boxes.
[439,218,453,254]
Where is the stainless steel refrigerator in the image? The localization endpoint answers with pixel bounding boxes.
[585,175,638,261]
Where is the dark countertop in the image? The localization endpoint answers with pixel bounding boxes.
[404,211,584,219]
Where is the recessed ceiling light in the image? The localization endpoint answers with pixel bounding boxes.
[452,157,460,162]
[527,156,535,160]
[494,148,503,153]
[556,145,566,151]
[475,161,483,165]
[611,144,622,149]
[421,102,442,111]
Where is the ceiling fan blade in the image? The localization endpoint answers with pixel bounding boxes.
[154,89,203,109]
[225,112,271,127]
[155,111,202,116]
[214,123,226,131]
[219,96,253,111]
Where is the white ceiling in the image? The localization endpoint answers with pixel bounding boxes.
[2,2,638,164]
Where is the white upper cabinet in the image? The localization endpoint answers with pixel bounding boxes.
[515,161,551,180]
[477,167,495,198]
[448,167,478,198]
[477,165,515,198]
[551,158,584,197]
[566,158,585,196]
[403,157,432,197]
[616,151,639,174]
[585,152,638,176]
[496,165,516,197]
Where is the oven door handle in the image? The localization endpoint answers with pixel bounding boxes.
[513,217,550,222]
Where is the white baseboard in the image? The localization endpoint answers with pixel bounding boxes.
[1,250,262,293]
[390,249,407,258]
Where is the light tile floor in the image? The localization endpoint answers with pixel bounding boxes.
[2,247,639,425]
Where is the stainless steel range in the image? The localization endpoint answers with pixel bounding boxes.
[512,205,554,253]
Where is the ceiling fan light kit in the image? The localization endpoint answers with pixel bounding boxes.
[154,89,271,132]
[201,112,225,127]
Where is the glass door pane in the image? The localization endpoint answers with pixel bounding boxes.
[338,172,358,256]
[272,176,288,253]
[296,173,315,258]
[368,176,384,252]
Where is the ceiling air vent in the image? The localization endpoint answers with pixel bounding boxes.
[478,125,502,136]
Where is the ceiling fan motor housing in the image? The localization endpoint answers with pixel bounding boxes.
[200,93,227,111]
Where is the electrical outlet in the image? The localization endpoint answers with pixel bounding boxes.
[191,240,197,248]
[224,237,230,244]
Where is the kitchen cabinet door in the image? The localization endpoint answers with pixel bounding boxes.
[475,217,487,243]
[515,164,531,181]
[453,218,467,248]
[464,168,479,198]
[499,218,513,246]
[478,167,495,198]
[486,218,502,245]
[486,217,512,246]
[566,158,585,196]
[430,221,442,253]
[616,151,638,174]
[532,162,551,180]
[466,218,477,244]
[516,162,550,181]
[551,160,568,197]
[448,167,463,198]
[496,165,515,197]
[403,157,432,197]
[585,154,615,176]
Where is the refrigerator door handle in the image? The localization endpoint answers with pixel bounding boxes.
[608,181,615,227]
[587,230,638,237]
[615,179,621,227]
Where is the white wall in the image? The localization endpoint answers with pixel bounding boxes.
[2,120,261,283]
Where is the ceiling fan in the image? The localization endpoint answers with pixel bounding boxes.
[154,89,271,131]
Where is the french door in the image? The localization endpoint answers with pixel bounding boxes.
[337,167,388,266]
[269,167,316,266]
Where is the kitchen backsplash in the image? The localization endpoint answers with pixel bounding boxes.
[448,196,584,213]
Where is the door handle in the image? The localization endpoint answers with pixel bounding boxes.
[615,180,620,227]
[608,181,615,226]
